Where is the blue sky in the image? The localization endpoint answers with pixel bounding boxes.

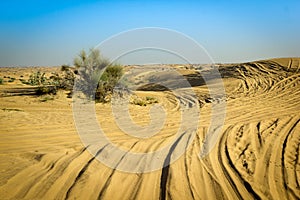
[0,0,299,66]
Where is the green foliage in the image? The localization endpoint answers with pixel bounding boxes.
[0,77,3,84]
[49,68,75,91]
[131,96,159,106]
[74,49,109,70]
[27,71,48,86]
[100,65,123,82]
[132,98,147,106]
[25,71,57,95]
[74,48,124,102]
[25,67,76,96]
[146,96,159,104]
[96,65,124,102]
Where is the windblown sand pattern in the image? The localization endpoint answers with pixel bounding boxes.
[0,58,299,199]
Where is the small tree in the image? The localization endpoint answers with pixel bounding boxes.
[74,48,123,102]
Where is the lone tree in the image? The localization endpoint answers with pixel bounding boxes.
[74,48,123,102]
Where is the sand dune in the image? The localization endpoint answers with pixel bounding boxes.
[0,58,299,199]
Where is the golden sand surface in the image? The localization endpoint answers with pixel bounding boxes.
[0,58,299,199]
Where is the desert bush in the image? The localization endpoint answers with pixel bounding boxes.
[49,68,75,91]
[132,98,147,106]
[25,71,57,95]
[95,65,123,102]
[0,77,3,84]
[25,66,76,96]
[27,71,48,86]
[74,48,124,102]
[36,85,57,95]
[131,96,158,106]
[146,96,158,104]
[8,77,15,82]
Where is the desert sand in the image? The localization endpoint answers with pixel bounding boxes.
[0,58,299,200]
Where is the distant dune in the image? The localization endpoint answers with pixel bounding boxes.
[0,58,299,199]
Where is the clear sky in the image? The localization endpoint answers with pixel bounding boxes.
[0,0,299,66]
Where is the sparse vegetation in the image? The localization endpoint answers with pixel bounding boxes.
[3,48,123,101]
[24,66,76,96]
[74,48,124,102]
[27,71,48,86]
[0,77,3,84]
[39,95,54,102]
[146,96,159,103]
[25,71,57,95]
[8,77,15,83]
[131,96,159,106]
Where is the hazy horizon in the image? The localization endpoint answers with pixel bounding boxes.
[1,0,299,67]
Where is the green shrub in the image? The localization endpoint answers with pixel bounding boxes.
[25,68,75,96]
[25,71,57,95]
[132,98,147,106]
[0,77,3,84]
[27,71,48,86]
[95,65,123,102]
[74,48,124,102]
[49,69,75,91]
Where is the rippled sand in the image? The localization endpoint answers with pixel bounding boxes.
[0,58,299,199]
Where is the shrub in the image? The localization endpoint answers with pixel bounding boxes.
[131,96,158,106]
[8,77,15,82]
[96,65,123,102]
[25,67,76,96]
[27,71,48,86]
[74,48,124,102]
[25,71,56,95]
[49,68,75,91]
[36,86,57,95]
[132,98,147,106]
[0,77,3,84]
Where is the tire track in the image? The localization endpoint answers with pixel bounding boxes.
[1,58,300,199]
[224,135,261,200]
[6,147,87,199]
[281,118,300,199]
[217,127,245,200]
[160,132,187,200]
[65,145,108,199]
[97,141,139,199]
